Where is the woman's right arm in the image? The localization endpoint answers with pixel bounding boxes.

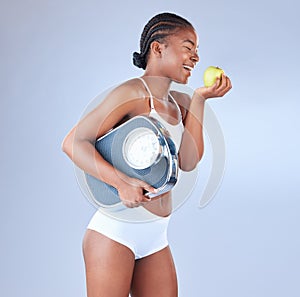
[61,82,156,207]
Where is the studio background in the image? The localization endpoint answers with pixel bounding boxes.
[1,0,299,296]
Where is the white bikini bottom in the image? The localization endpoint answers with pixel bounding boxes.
[87,210,170,260]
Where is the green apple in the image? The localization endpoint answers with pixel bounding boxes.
[203,66,224,87]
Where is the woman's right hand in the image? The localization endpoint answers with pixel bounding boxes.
[195,73,232,100]
[117,176,158,208]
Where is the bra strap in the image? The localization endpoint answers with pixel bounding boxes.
[138,77,154,109]
[168,92,182,119]
[138,77,182,120]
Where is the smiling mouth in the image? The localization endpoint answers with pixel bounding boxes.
[183,65,193,71]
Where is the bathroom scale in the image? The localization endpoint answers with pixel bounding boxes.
[84,115,178,211]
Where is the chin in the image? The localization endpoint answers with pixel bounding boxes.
[180,78,189,85]
[172,76,189,85]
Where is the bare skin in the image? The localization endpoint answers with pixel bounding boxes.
[83,230,135,297]
[63,27,232,296]
[83,230,177,297]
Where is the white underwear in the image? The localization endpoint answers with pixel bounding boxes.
[87,210,170,260]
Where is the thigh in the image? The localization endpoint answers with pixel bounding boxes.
[83,229,135,297]
[130,246,178,297]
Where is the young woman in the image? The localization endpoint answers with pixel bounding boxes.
[62,12,231,297]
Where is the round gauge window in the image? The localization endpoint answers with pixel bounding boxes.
[122,127,161,169]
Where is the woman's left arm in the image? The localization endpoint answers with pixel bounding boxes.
[178,73,232,171]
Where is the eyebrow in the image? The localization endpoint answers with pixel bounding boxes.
[182,39,199,48]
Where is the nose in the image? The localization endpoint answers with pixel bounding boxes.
[191,52,199,64]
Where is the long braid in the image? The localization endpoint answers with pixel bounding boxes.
[133,13,193,70]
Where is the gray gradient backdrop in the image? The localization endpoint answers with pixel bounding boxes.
[1,0,299,296]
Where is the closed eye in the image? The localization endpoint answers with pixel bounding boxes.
[184,46,192,50]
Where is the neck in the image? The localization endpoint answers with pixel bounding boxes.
[141,74,172,100]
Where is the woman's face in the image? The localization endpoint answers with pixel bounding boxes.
[159,27,200,84]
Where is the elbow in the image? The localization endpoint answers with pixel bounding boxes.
[179,150,204,172]
[61,138,70,155]
[179,157,201,172]
[61,131,75,159]
[180,163,197,172]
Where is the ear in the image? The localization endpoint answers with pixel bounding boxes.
[150,41,164,57]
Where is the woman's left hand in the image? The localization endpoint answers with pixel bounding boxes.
[195,73,232,100]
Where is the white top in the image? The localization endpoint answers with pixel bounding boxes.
[138,77,184,151]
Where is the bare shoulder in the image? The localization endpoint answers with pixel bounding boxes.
[170,90,192,119]
[170,90,191,107]
[106,78,147,104]
[89,77,148,116]
[74,78,149,141]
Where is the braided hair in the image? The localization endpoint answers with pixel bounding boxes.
[133,12,194,70]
